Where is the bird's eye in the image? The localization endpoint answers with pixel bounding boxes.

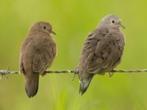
[43,26,46,30]
[112,20,115,24]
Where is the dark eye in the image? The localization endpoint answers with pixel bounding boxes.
[112,20,115,23]
[43,26,46,30]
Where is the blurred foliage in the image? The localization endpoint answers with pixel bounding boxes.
[0,0,147,110]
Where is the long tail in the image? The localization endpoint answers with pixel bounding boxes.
[79,74,94,95]
[25,73,39,98]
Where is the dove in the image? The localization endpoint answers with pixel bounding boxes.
[77,15,125,95]
[20,21,56,97]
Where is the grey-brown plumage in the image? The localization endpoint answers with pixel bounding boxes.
[77,15,125,95]
[20,21,56,97]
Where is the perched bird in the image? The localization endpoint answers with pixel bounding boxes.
[20,21,56,97]
[77,15,125,95]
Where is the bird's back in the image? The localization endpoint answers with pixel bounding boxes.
[78,27,125,77]
[20,31,56,75]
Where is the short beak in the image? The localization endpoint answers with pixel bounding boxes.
[51,30,56,35]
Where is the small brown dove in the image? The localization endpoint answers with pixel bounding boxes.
[20,21,56,97]
[77,15,125,95]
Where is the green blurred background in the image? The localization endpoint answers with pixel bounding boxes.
[0,0,147,110]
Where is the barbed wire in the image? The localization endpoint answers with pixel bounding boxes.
[0,69,147,76]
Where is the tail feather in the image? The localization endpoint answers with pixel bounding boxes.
[79,75,93,95]
[25,74,39,98]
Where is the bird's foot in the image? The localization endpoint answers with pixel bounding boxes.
[74,68,79,74]
[108,72,114,77]
[72,73,76,81]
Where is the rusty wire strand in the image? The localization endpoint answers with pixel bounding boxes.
[0,69,147,76]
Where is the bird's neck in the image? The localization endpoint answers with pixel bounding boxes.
[98,25,120,31]
[28,30,49,36]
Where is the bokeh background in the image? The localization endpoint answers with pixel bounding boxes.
[0,0,147,110]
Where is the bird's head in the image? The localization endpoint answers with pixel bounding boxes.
[30,21,56,35]
[100,14,125,29]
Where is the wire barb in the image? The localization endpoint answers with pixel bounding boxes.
[0,70,19,75]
